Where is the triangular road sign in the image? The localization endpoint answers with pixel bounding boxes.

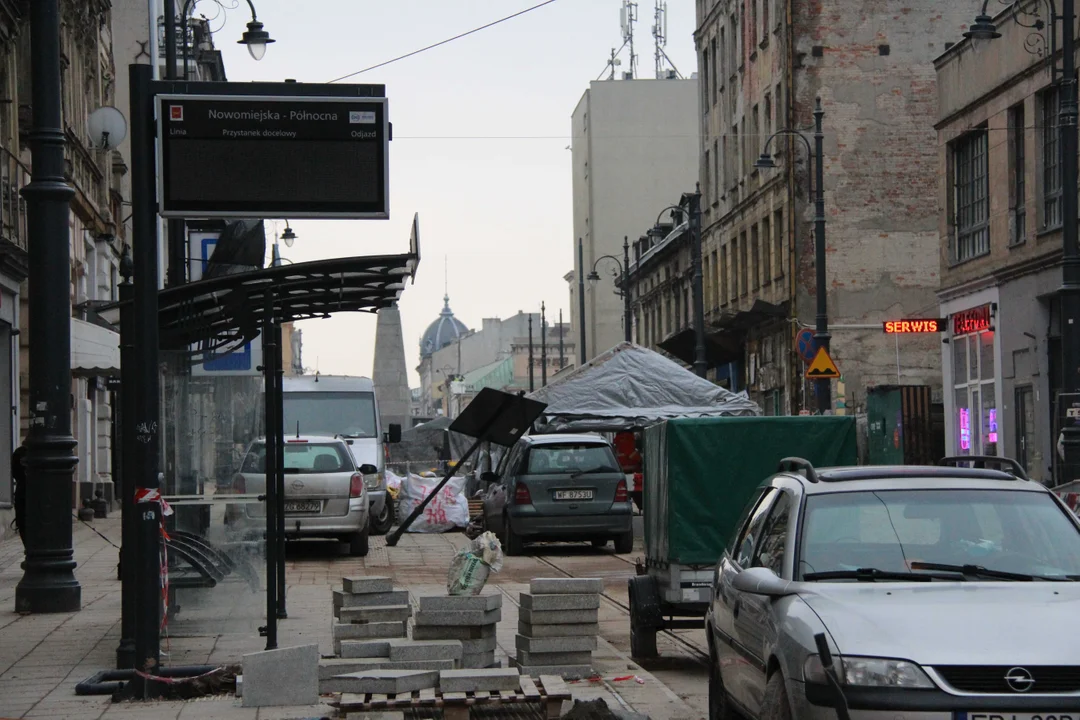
[806,346,841,379]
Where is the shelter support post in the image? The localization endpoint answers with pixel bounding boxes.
[261,290,279,650]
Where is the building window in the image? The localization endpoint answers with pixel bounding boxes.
[750,0,758,48]
[719,27,726,82]
[761,215,772,285]
[710,37,718,103]
[775,82,783,128]
[952,327,997,456]
[764,92,772,139]
[740,2,746,66]
[751,224,760,290]
[705,148,712,202]
[751,104,760,170]
[739,231,748,297]
[704,254,712,311]
[741,116,749,177]
[952,126,990,262]
[761,0,769,43]
[1011,103,1026,245]
[711,250,719,309]
[702,46,710,112]
[773,209,784,278]
[730,236,739,300]
[1042,84,1062,229]
[715,140,721,201]
[730,12,739,72]
[731,123,739,187]
[721,245,729,304]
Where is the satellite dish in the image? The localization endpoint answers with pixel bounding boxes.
[87,106,127,152]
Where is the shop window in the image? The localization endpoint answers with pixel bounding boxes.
[952,328,997,456]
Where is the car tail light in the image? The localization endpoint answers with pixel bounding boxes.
[614,480,629,503]
[514,483,532,505]
[350,473,364,498]
[232,475,246,494]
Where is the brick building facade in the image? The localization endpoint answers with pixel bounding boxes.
[692,0,967,413]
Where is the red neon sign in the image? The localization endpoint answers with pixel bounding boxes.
[952,305,992,335]
[883,319,945,334]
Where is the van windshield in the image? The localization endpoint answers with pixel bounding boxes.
[283,391,377,438]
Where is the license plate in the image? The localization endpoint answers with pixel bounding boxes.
[958,714,1080,720]
[285,500,321,513]
[554,489,593,501]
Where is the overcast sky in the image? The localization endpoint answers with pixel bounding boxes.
[208,1,697,385]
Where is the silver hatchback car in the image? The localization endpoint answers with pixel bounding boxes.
[707,457,1080,720]
[232,435,373,556]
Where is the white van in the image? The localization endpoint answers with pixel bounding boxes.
[281,376,399,534]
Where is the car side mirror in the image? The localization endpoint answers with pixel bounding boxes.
[359,463,378,475]
[732,567,794,597]
[480,471,499,483]
[385,423,402,444]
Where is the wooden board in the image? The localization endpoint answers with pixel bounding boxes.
[330,675,573,716]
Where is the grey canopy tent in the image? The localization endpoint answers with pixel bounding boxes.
[527,342,761,433]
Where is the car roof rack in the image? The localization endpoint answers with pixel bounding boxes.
[938,455,1029,481]
[778,457,819,483]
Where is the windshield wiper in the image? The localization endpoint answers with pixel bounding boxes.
[802,567,942,582]
[909,562,1073,582]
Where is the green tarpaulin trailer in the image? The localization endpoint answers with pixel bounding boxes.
[628,415,857,658]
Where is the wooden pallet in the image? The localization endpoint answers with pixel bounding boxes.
[331,674,570,720]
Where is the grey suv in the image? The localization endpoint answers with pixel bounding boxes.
[707,456,1080,720]
[480,433,634,555]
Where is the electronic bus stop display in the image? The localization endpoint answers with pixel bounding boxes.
[157,94,388,219]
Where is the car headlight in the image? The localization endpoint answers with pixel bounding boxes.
[364,473,382,490]
[804,655,933,689]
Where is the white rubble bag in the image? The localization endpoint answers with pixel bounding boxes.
[399,471,470,533]
[447,531,504,596]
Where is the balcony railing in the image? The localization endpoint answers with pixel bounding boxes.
[0,144,29,252]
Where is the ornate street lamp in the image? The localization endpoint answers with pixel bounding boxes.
[587,236,633,344]
[756,98,830,414]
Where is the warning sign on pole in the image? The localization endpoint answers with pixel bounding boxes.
[806,347,841,380]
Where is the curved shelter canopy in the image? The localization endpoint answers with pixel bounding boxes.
[99,249,419,357]
[528,342,761,433]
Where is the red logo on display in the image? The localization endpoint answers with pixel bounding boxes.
[169,105,183,121]
[952,305,992,335]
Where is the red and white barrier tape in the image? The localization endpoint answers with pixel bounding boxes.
[133,666,223,685]
[134,487,174,637]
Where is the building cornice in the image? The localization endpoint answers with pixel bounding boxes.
[937,247,1062,302]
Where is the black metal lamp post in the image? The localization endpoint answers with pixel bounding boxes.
[540,302,548,386]
[577,238,587,365]
[586,237,634,344]
[15,0,82,614]
[650,197,708,377]
[756,98,830,414]
[965,1,1080,475]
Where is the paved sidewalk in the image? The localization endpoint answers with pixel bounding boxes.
[0,518,706,719]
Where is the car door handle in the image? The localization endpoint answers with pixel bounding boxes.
[732,599,741,619]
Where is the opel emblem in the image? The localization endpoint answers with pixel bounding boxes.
[1004,667,1035,693]
[291,479,304,490]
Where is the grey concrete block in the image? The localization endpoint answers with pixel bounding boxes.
[335,589,410,608]
[320,658,454,681]
[461,650,497,669]
[412,624,496,641]
[322,669,440,695]
[530,578,604,595]
[336,639,391,658]
[413,608,501,626]
[518,621,600,638]
[417,594,502,613]
[518,608,599,625]
[235,674,243,698]
[517,650,593,666]
[439,667,521,692]
[345,712,405,720]
[333,621,407,640]
[343,576,394,594]
[387,639,462,662]
[515,634,597,653]
[242,643,319,708]
[460,635,498,654]
[337,605,413,624]
[513,662,593,679]
[519,593,600,611]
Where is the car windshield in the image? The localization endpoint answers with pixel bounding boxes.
[799,489,1080,580]
[525,444,620,475]
[282,391,377,438]
[241,442,352,474]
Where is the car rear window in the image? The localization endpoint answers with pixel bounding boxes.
[241,442,352,474]
[524,444,620,475]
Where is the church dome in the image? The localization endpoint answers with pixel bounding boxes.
[420,295,469,358]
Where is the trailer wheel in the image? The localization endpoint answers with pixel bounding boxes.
[628,575,660,659]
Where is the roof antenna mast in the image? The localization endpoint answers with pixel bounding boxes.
[620,0,638,79]
[652,1,681,79]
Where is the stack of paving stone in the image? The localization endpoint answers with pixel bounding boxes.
[413,592,502,669]
[514,578,602,678]
[332,576,411,657]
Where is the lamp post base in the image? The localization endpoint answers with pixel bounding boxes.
[15,574,81,614]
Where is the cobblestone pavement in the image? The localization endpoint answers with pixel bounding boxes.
[0,517,706,719]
